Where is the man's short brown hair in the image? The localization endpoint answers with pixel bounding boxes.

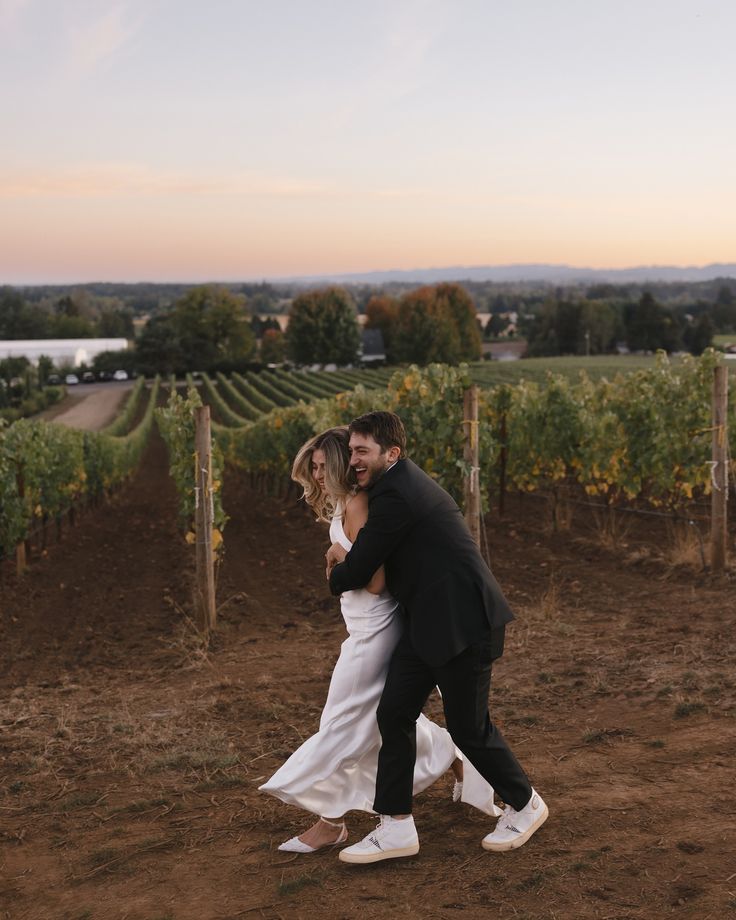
[349,411,407,457]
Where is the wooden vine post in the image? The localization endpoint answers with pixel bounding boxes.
[710,365,729,573]
[463,385,482,547]
[194,405,217,632]
[15,465,27,576]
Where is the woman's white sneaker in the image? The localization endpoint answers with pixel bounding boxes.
[338,816,419,864]
[481,790,548,851]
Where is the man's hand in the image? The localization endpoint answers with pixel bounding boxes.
[325,542,347,579]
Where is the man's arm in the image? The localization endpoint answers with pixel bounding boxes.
[328,489,413,596]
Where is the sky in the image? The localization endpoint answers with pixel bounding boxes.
[1,0,735,283]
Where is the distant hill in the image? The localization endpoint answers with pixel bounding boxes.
[283,263,736,285]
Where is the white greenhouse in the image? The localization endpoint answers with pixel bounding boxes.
[0,338,129,367]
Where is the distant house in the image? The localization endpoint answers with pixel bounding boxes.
[0,338,129,367]
[361,328,386,365]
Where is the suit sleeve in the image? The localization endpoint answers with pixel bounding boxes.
[329,488,413,595]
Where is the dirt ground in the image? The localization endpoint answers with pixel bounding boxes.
[1,427,734,920]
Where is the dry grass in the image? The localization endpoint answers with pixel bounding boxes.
[590,503,635,549]
[665,521,707,570]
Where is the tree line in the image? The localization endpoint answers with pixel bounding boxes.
[521,286,735,357]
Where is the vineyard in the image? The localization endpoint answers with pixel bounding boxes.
[1,357,734,919]
[3,354,734,578]
[165,352,735,530]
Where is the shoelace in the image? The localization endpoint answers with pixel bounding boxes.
[499,807,520,832]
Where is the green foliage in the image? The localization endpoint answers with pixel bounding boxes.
[526,298,620,356]
[136,286,256,376]
[286,287,361,366]
[199,373,251,427]
[99,377,146,436]
[260,327,286,364]
[206,351,734,516]
[391,284,481,365]
[215,364,493,508]
[0,380,160,557]
[155,386,227,543]
[0,385,64,423]
[624,292,682,353]
[486,350,729,507]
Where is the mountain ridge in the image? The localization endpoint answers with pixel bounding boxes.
[279,262,736,285]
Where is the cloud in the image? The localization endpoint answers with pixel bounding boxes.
[66,3,143,75]
[379,0,449,97]
[0,163,330,199]
[0,0,32,36]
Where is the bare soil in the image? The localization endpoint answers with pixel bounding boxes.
[1,430,734,920]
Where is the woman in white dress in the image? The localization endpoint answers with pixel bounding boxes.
[259,427,497,852]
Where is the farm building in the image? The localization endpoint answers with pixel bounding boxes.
[0,338,129,367]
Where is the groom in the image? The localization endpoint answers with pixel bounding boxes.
[326,411,547,863]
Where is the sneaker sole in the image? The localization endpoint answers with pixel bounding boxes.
[481,803,549,852]
[338,843,419,864]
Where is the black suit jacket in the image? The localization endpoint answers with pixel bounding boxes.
[329,459,514,666]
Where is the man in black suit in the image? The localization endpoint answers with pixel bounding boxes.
[326,411,547,864]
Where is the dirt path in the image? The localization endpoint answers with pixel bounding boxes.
[42,382,133,431]
[0,445,734,920]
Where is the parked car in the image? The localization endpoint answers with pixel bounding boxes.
[96,370,113,382]
[82,371,96,383]
[112,369,129,381]
[47,373,62,385]
[65,373,79,385]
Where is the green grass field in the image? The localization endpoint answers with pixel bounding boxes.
[468,354,659,386]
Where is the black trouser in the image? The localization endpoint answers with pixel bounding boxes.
[372,628,532,815]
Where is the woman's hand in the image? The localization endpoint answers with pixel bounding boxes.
[325,542,347,579]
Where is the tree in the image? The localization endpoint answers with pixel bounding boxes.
[251,315,281,339]
[260,328,286,364]
[713,285,736,332]
[93,348,139,376]
[364,294,398,360]
[199,287,255,366]
[433,283,482,361]
[392,287,461,364]
[134,286,256,375]
[50,314,95,338]
[625,292,682,352]
[579,300,619,354]
[286,287,361,365]
[37,355,54,388]
[683,312,714,355]
[98,308,134,338]
[389,284,486,364]
[0,287,49,339]
[134,317,182,376]
[485,313,507,339]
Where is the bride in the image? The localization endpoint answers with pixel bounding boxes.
[259,426,498,852]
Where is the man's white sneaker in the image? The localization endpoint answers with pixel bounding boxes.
[338,816,419,864]
[481,789,548,851]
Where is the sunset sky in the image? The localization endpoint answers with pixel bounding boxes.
[1,0,734,283]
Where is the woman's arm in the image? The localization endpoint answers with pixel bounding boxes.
[343,493,386,595]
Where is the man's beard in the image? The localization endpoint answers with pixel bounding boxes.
[362,458,389,489]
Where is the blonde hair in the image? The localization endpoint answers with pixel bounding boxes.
[291,426,353,522]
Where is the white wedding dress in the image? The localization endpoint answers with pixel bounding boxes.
[259,509,499,817]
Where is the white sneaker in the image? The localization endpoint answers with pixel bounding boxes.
[481,789,548,851]
[338,816,419,864]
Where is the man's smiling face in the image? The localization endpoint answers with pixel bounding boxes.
[349,432,397,489]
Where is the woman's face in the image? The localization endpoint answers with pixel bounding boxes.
[311,447,327,495]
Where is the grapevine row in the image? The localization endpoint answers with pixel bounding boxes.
[0,378,161,557]
[206,352,735,513]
